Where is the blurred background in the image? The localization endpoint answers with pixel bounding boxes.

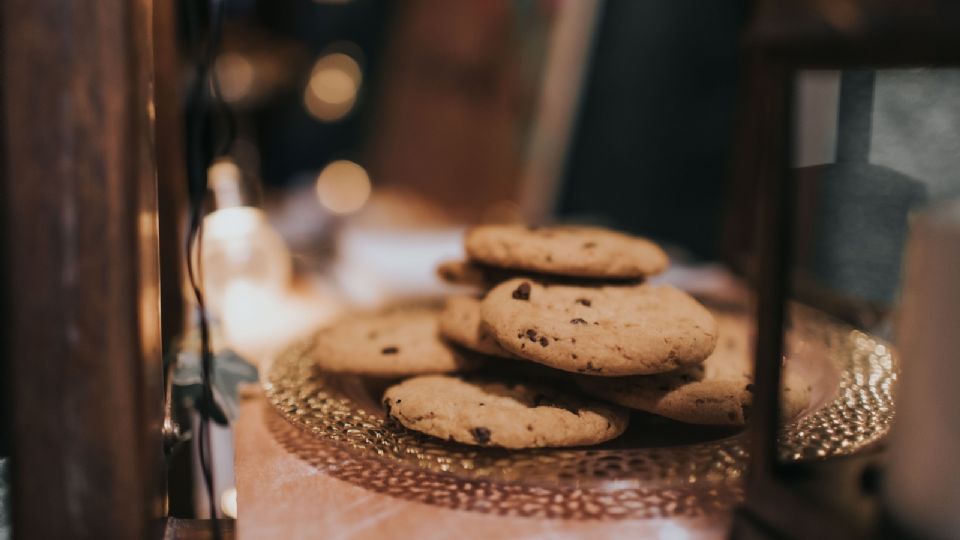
[187,0,755,347]
[206,0,744,251]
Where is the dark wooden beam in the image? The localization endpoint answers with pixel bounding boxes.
[154,0,188,354]
[748,0,960,66]
[744,55,791,490]
[1,0,165,537]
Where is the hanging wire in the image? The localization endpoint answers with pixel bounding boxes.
[183,0,235,538]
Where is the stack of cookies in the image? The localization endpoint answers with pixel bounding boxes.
[309,224,810,449]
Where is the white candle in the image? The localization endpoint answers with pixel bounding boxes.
[886,198,960,539]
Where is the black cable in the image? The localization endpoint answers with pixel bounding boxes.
[183,1,236,538]
[208,0,236,158]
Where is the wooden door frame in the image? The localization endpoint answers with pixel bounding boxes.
[1,0,170,537]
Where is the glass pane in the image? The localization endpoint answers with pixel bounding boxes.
[786,70,960,532]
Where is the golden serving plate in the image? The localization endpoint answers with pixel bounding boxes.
[265,305,896,519]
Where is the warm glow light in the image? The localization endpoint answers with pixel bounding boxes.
[209,159,240,186]
[204,206,263,240]
[189,159,293,314]
[315,160,371,215]
[304,52,362,122]
[220,487,238,518]
[219,279,342,361]
[208,159,244,208]
[216,53,256,103]
[195,207,293,311]
[310,63,356,105]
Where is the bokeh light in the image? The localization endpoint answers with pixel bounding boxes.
[220,487,238,518]
[208,158,244,208]
[315,160,372,215]
[304,52,362,122]
[215,52,255,103]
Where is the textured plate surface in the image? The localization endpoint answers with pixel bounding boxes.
[265,305,897,519]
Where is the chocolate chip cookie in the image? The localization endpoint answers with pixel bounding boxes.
[464,225,668,279]
[382,375,629,448]
[310,308,477,376]
[438,296,518,358]
[480,278,718,376]
[576,314,812,425]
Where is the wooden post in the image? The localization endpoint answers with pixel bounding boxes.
[154,0,188,354]
[1,0,166,537]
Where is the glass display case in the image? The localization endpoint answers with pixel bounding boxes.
[729,2,960,538]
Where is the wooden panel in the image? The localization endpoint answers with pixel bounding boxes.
[1,0,165,537]
[366,0,529,222]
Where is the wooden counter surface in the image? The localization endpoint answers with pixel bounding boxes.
[234,393,730,539]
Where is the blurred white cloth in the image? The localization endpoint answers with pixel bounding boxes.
[886,199,960,540]
[220,280,341,365]
[330,226,468,307]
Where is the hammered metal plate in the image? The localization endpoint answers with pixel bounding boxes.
[264,305,897,519]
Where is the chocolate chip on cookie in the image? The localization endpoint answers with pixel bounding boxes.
[512,281,532,300]
[471,427,492,444]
